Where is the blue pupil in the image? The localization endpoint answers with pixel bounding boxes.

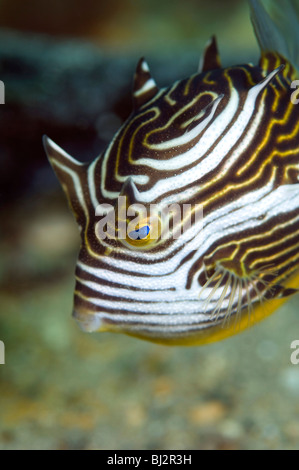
[128,225,150,240]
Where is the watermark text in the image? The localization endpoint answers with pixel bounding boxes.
[0,81,4,104]
[291,80,299,104]
[290,340,299,365]
[95,198,203,242]
[0,340,4,364]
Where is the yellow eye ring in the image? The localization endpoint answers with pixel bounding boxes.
[121,216,161,250]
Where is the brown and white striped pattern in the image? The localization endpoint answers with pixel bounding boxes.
[44,44,299,345]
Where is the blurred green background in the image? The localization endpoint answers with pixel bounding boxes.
[0,0,299,450]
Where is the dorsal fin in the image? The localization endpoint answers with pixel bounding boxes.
[132,58,159,109]
[249,0,299,77]
[198,36,221,73]
[249,0,286,56]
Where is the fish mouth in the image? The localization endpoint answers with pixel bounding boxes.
[72,309,109,333]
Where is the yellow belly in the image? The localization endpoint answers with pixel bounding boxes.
[122,271,299,346]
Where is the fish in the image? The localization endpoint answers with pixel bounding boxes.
[43,0,299,346]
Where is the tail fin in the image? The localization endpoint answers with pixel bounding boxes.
[249,0,299,73]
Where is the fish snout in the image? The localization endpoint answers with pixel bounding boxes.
[72,308,107,333]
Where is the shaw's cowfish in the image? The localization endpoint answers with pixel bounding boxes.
[44,0,299,345]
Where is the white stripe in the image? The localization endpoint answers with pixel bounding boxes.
[47,138,84,166]
[78,277,198,302]
[77,294,217,315]
[80,183,299,292]
[129,80,272,202]
[74,311,217,333]
[141,60,150,72]
[133,89,238,174]
[134,78,157,97]
[88,156,100,209]
[143,94,222,152]
[52,160,88,219]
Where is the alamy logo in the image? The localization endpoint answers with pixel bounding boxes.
[0,341,4,364]
[291,80,299,104]
[290,340,299,365]
[95,198,203,241]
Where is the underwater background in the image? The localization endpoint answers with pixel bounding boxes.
[0,0,299,450]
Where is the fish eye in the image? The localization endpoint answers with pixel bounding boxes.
[128,225,150,240]
[120,216,162,250]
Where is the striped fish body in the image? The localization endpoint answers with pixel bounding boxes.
[44,31,299,345]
